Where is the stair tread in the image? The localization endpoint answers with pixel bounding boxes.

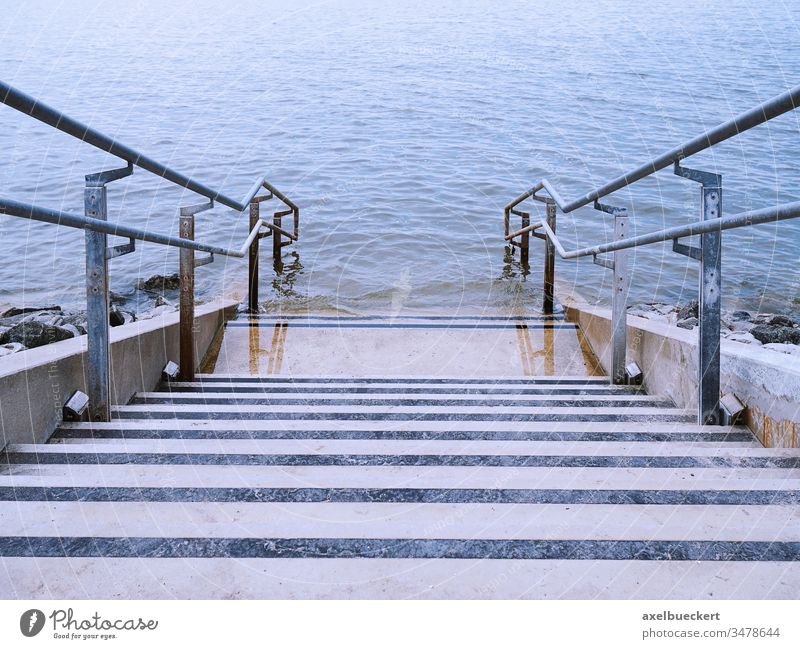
[2,557,797,598]
[1,502,797,541]
[12,440,779,455]
[2,464,797,490]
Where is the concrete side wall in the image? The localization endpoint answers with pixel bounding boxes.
[0,300,237,447]
[566,301,800,448]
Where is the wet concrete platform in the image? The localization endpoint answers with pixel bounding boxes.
[209,313,602,377]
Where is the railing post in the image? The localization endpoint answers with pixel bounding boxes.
[611,209,629,385]
[543,200,556,314]
[179,214,195,381]
[272,209,282,270]
[248,201,260,313]
[520,211,530,267]
[84,184,111,421]
[699,182,722,424]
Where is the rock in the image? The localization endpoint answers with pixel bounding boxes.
[726,331,760,345]
[109,291,129,305]
[137,274,180,292]
[750,324,800,345]
[729,319,755,333]
[109,308,136,327]
[677,317,698,330]
[677,300,698,321]
[136,305,174,321]
[0,342,26,356]
[0,320,74,348]
[731,310,752,321]
[61,324,82,337]
[154,295,172,308]
[0,305,60,318]
[768,314,795,328]
[61,314,87,335]
[763,343,800,356]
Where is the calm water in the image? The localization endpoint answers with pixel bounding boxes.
[2,0,800,315]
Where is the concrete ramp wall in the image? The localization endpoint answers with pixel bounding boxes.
[567,300,800,448]
[0,300,237,447]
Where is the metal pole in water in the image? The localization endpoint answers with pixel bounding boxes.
[611,209,630,384]
[273,210,282,271]
[84,184,111,421]
[520,211,530,267]
[179,214,195,381]
[248,201,260,313]
[543,201,556,314]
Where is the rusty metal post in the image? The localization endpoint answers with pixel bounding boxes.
[248,201,260,313]
[520,211,530,267]
[84,184,111,421]
[543,201,556,314]
[611,209,630,385]
[272,209,282,270]
[179,214,195,381]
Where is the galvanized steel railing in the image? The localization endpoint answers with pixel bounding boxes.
[504,84,800,426]
[0,80,299,421]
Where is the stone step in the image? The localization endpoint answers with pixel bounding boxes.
[1,502,797,541]
[110,404,695,422]
[194,374,611,385]
[2,557,796,598]
[0,536,796,562]
[14,439,775,455]
[1,464,796,490]
[52,419,757,442]
[226,320,577,330]
[160,382,645,395]
[4,446,796,468]
[131,392,674,408]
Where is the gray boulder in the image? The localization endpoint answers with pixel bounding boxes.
[137,274,180,292]
[677,300,699,321]
[750,324,800,346]
[0,320,74,349]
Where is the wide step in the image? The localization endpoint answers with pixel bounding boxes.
[2,372,798,599]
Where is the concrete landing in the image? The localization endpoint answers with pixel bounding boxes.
[209,313,601,376]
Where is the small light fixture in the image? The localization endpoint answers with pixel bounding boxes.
[624,361,643,386]
[162,360,180,381]
[63,390,89,422]
[720,393,746,426]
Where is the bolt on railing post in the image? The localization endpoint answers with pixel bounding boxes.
[543,201,557,314]
[84,184,111,421]
[248,201,260,313]
[179,214,195,381]
[520,212,530,267]
[272,210,282,270]
[699,183,722,425]
[611,210,630,385]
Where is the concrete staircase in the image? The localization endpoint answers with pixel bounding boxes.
[1,371,798,598]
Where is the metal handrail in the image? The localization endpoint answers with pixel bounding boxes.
[0,197,268,258]
[508,200,800,261]
[0,80,259,212]
[503,83,800,427]
[504,84,800,216]
[0,80,302,421]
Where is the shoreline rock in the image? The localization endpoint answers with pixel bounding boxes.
[628,301,800,355]
[0,274,180,357]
